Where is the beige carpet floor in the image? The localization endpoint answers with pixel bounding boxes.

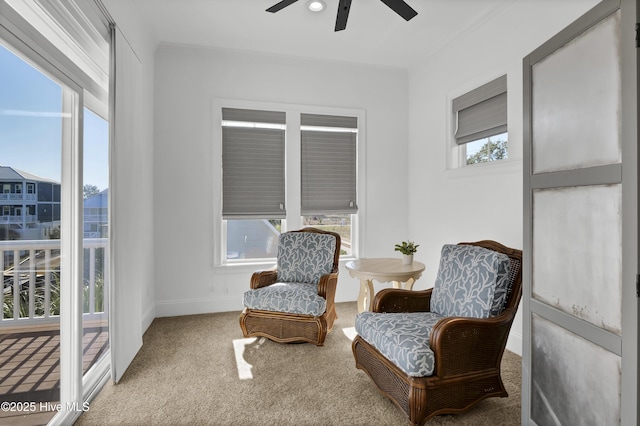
[75,302,521,425]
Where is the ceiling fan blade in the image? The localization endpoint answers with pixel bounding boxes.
[378,0,417,21]
[335,0,353,31]
[266,0,299,13]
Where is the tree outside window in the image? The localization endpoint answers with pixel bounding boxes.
[466,132,508,165]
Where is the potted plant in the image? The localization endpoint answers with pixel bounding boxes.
[394,240,419,265]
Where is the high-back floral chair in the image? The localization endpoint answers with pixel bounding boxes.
[239,227,341,346]
[352,240,522,425]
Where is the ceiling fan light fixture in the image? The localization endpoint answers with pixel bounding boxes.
[268,0,417,31]
[307,0,326,12]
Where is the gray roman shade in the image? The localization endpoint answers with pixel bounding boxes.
[222,108,286,219]
[222,108,286,125]
[453,75,507,145]
[301,113,358,215]
[301,113,357,129]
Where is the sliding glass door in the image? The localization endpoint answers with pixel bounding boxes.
[0,40,77,423]
[0,0,111,421]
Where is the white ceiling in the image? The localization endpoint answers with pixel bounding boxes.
[131,0,514,68]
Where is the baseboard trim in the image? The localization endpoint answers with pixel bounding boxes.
[155,296,243,318]
[142,303,155,333]
[506,330,523,356]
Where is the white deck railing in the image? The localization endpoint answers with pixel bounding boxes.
[0,238,108,325]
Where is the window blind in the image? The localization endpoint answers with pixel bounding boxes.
[301,113,357,129]
[221,108,286,219]
[301,113,358,215]
[453,75,507,145]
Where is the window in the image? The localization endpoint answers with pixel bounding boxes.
[452,75,508,166]
[219,105,361,263]
[221,108,285,261]
[300,113,358,257]
[466,132,508,164]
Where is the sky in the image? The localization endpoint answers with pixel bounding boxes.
[0,43,109,191]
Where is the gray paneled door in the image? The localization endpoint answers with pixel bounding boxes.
[523,0,638,424]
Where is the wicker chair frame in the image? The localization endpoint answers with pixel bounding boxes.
[239,227,341,346]
[352,240,522,425]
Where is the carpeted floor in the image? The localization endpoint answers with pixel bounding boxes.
[75,302,521,425]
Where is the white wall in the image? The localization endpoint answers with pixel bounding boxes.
[406,0,600,355]
[152,45,409,317]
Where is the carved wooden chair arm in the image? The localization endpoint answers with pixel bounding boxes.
[372,288,433,313]
[317,270,339,299]
[429,309,516,378]
[250,269,278,289]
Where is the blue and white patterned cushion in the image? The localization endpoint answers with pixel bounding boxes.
[276,232,337,284]
[430,244,511,319]
[355,312,443,377]
[243,282,327,316]
[489,253,513,317]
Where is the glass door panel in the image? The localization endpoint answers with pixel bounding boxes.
[532,184,622,335]
[531,11,621,174]
[0,41,65,423]
[531,314,621,425]
[82,108,109,376]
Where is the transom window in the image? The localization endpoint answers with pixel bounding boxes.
[452,75,508,167]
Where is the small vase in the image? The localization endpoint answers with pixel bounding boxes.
[402,254,413,265]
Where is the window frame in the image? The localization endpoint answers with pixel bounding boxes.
[448,74,510,170]
[212,99,366,267]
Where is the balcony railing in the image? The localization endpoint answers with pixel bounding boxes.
[0,193,37,202]
[84,214,108,222]
[0,238,108,325]
[0,215,37,223]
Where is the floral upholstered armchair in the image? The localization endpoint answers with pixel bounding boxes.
[352,241,522,425]
[239,227,341,346]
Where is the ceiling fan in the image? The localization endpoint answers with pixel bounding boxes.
[266,0,418,32]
